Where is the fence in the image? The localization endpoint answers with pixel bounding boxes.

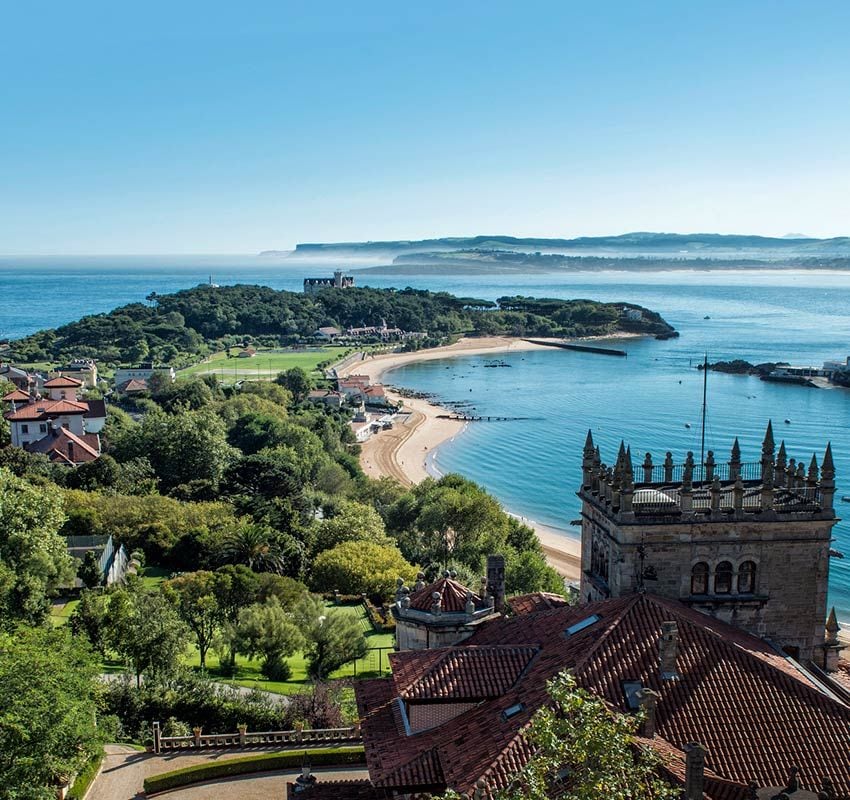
[350,646,393,676]
[153,723,361,753]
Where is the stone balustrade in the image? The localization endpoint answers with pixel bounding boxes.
[152,722,361,753]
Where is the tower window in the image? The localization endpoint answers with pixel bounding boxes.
[737,561,756,594]
[691,562,709,595]
[714,561,733,594]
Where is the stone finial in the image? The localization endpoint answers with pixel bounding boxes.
[582,430,596,487]
[777,440,787,468]
[775,441,788,486]
[808,454,820,485]
[431,591,442,615]
[635,687,660,737]
[642,452,654,483]
[465,591,475,615]
[473,778,488,800]
[795,461,806,487]
[415,572,426,591]
[729,437,742,480]
[583,429,595,456]
[710,475,721,513]
[786,457,797,489]
[733,475,744,513]
[785,766,799,793]
[682,452,694,495]
[663,451,674,482]
[821,443,836,511]
[705,450,716,481]
[820,777,836,800]
[442,569,451,579]
[826,606,840,645]
[762,419,775,457]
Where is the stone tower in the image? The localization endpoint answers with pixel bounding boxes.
[578,423,838,662]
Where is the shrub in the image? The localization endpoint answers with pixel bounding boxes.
[143,747,365,793]
[66,749,104,800]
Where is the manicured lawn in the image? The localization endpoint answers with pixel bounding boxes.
[49,597,80,627]
[191,602,395,695]
[138,564,171,589]
[177,347,350,382]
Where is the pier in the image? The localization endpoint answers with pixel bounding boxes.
[524,339,627,356]
[436,414,537,422]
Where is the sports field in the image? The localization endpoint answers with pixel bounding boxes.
[178,347,349,381]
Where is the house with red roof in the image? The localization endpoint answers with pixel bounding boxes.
[2,375,106,464]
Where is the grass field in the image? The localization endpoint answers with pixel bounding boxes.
[177,346,350,381]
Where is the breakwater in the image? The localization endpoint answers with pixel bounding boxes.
[523,339,627,356]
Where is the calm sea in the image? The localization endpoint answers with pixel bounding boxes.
[3,256,850,618]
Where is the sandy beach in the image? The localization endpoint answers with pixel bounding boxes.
[346,336,583,581]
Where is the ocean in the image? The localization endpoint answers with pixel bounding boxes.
[3,256,850,618]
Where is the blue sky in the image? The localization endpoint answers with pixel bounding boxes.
[2,1,849,253]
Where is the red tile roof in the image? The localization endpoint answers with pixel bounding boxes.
[407,577,488,613]
[357,593,850,798]
[119,378,148,393]
[26,428,100,463]
[43,375,83,388]
[507,591,571,616]
[1,389,31,402]
[397,646,538,701]
[5,398,89,420]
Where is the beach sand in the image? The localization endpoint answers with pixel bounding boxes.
[346,336,584,582]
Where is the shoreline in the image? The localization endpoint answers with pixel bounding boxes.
[347,336,598,582]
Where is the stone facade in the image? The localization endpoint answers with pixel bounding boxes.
[578,424,838,662]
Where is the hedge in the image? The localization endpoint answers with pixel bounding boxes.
[67,749,104,800]
[143,746,365,794]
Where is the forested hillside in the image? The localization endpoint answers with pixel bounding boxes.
[8,284,674,365]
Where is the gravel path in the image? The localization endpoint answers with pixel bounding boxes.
[89,745,354,799]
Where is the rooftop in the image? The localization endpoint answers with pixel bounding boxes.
[358,593,850,798]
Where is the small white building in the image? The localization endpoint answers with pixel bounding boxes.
[114,363,176,391]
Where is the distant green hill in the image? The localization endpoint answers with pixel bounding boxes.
[268,232,850,261]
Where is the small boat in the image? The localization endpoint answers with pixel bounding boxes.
[685,423,691,429]
[784,418,791,424]
[704,315,711,319]
[842,496,850,503]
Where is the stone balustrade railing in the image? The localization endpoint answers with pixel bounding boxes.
[152,723,361,753]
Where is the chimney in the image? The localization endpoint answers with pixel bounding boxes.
[635,687,659,737]
[486,554,506,613]
[684,743,706,800]
[659,621,679,679]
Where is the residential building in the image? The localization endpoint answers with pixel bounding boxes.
[314,326,342,339]
[363,385,392,407]
[307,389,345,408]
[113,363,176,392]
[2,375,106,463]
[303,271,354,294]
[0,363,40,392]
[53,359,98,388]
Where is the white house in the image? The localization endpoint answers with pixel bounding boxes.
[2,376,106,463]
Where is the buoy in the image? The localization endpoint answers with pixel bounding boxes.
[685,423,691,429]
[785,418,791,424]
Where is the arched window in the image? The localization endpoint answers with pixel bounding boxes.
[714,561,733,594]
[691,562,709,595]
[738,561,756,594]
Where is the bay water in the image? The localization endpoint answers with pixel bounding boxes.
[3,257,850,618]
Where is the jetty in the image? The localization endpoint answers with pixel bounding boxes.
[524,339,627,357]
[437,414,537,422]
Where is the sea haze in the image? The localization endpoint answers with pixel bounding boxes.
[3,257,850,618]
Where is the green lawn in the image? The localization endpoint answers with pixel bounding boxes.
[49,597,80,627]
[195,602,395,695]
[177,346,350,382]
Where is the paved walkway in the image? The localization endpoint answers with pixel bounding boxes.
[89,745,364,799]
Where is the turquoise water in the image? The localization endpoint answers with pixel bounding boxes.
[2,258,850,617]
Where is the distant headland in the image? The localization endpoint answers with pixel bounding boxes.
[260,231,850,274]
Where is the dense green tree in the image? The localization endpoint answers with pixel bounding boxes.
[275,366,312,402]
[69,590,110,655]
[231,597,303,680]
[153,376,218,412]
[294,595,368,679]
[0,468,74,624]
[108,588,188,687]
[0,626,103,800]
[77,550,103,589]
[313,499,389,553]
[220,523,291,574]
[497,672,677,800]
[212,565,260,668]
[163,571,223,669]
[113,406,235,490]
[254,573,308,609]
[311,540,418,599]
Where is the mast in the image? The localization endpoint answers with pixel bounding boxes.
[700,353,708,476]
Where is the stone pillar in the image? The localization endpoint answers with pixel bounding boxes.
[704,450,715,482]
[486,554,506,613]
[681,453,694,513]
[733,476,744,515]
[729,438,742,481]
[821,607,845,672]
[786,458,796,489]
[663,451,674,483]
[659,621,679,679]
[642,452,653,483]
[153,720,161,754]
[710,476,721,514]
[685,743,706,800]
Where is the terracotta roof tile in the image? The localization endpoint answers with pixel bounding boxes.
[357,594,850,797]
[5,398,89,420]
[407,577,487,613]
[43,376,83,388]
[507,592,571,616]
[1,389,31,402]
[26,428,100,463]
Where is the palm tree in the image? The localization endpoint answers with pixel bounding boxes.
[221,524,286,574]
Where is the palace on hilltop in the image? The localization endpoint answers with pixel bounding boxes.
[287,422,850,799]
[303,270,355,294]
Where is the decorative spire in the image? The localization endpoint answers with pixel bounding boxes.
[761,421,775,486]
[642,452,654,483]
[584,429,595,455]
[731,437,741,462]
[822,442,835,478]
[729,437,742,481]
[762,420,775,456]
[808,454,819,485]
[826,607,840,645]
[777,440,787,468]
